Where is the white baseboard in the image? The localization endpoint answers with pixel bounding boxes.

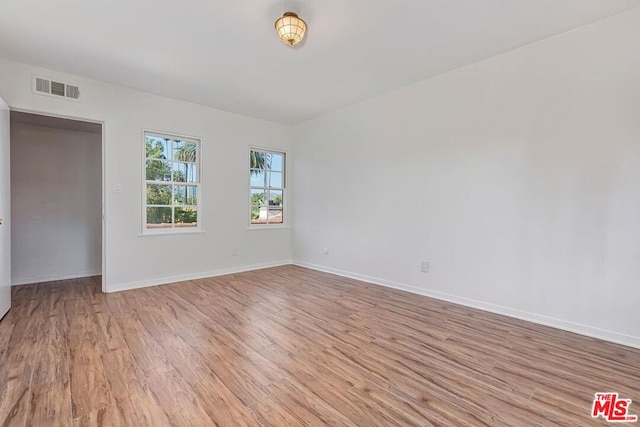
[12,270,101,286]
[106,260,291,293]
[293,260,640,350]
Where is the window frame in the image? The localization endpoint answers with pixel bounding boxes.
[248,146,287,229]
[142,129,203,235]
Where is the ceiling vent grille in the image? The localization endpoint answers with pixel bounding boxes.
[33,76,81,101]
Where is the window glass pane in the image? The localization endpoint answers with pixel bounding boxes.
[173,140,198,163]
[251,189,267,223]
[174,186,198,205]
[268,171,283,188]
[187,186,198,205]
[172,162,186,182]
[186,164,198,183]
[146,207,172,228]
[175,207,197,227]
[146,184,172,205]
[146,160,171,181]
[270,153,284,172]
[146,136,170,159]
[172,161,198,183]
[252,206,272,224]
[250,150,271,170]
[268,190,283,207]
[251,189,266,207]
[250,170,266,187]
[267,207,283,224]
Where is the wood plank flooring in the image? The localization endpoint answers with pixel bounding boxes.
[1,265,639,426]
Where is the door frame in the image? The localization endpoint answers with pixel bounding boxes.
[10,108,107,293]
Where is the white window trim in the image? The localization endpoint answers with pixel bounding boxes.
[142,129,203,235]
[248,146,288,229]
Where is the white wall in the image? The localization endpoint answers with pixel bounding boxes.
[11,122,102,284]
[292,8,640,347]
[0,60,293,291]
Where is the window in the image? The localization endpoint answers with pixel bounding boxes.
[250,148,286,226]
[144,131,201,233]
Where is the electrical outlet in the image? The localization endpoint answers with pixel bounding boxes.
[421,260,429,273]
[322,248,329,255]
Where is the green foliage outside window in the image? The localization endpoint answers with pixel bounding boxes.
[145,137,199,227]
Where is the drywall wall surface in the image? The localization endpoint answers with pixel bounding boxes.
[0,60,293,290]
[292,8,640,346]
[11,122,102,284]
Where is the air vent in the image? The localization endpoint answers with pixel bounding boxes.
[33,76,81,101]
[35,77,50,94]
[50,81,65,97]
[65,85,80,99]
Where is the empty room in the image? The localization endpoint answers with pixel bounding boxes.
[0,0,639,426]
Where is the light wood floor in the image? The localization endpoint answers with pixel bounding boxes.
[1,266,638,426]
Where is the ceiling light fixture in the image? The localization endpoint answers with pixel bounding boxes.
[275,12,307,46]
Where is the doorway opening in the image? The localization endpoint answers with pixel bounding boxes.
[10,111,104,289]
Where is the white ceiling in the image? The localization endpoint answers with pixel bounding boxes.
[0,0,637,124]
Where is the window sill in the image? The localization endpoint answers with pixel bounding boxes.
[247,225,290,231]
[138,229,207,237]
